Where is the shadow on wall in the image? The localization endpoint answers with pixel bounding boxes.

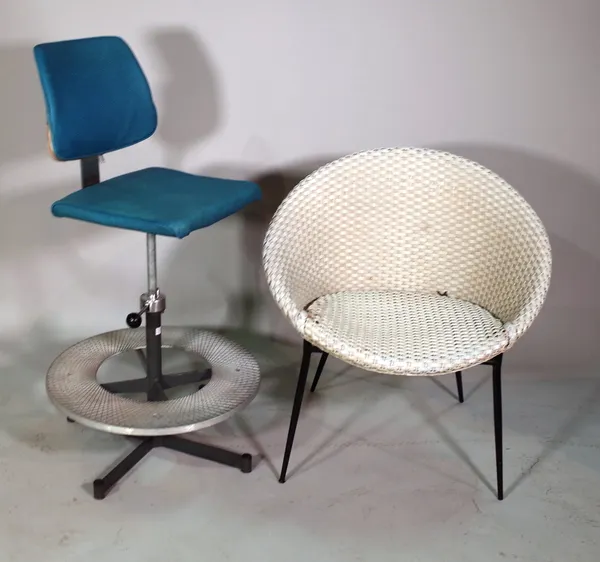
[243,161,338,339]
[0,43,94,326]
[161,159,336,345]
[150,27,220,169]
[435,143,600,373]
[146,27,327,344]
[0,44,47,165]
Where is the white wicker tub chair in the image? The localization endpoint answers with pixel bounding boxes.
[263,147,551,500]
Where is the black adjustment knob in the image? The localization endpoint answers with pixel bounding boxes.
[126,313,142,329]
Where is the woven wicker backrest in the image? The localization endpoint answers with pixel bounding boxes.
[263,148,551,344]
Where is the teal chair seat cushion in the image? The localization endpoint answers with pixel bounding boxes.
[51,167,261,238]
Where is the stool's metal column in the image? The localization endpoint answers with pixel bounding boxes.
[144,234,166,401]
[147,233,157,291]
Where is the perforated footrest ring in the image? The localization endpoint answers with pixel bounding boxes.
[47,327,261,436]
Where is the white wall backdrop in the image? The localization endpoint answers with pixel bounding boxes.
[1,0,599,371]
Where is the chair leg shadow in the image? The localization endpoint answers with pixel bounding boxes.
[411,390,496,496]
[430,373,490,403]
[285,404,373,480]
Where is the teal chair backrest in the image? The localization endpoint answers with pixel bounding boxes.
[33,36,157,161]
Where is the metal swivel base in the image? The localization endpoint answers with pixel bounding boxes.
[47,327,261,500]
[93,435,253,500]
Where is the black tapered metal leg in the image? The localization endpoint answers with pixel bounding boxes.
[492,355,504,500]
[279,340,313,483]
[93,438,155,500]
[455,371,464,403]
[310,352,329,393]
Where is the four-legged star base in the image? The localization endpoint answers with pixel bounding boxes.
[94,435,253,500]
[88,365,253,500]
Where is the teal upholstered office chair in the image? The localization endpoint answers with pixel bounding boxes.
[34,36,262,499]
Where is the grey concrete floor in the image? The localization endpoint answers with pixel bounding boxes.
[1,331,599,561]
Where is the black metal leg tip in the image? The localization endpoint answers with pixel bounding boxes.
[67,417,75,423]
[278,474,287,484]
[458,396,465,404]
[93,479,107,500]
[240,453,253,474]
[497,491,504,501]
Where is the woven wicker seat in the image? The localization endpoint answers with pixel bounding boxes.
[263,147,552,500]
[305,291,506,375]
